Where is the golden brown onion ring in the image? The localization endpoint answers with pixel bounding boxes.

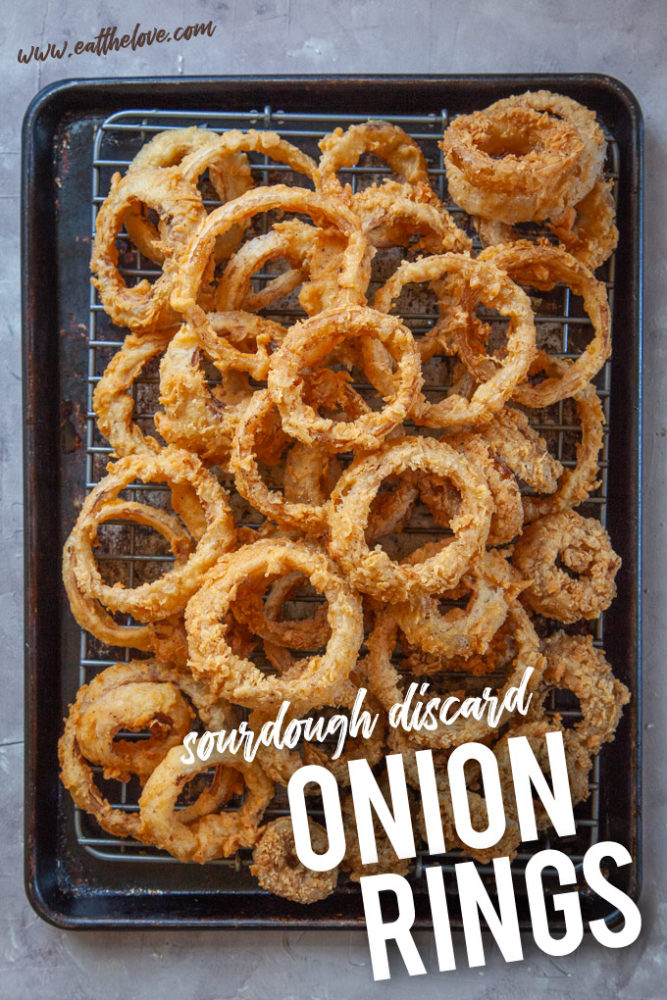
[138,744,273,863]
[353,179,471,254]
[268,305,422,453]
[185,538,364,713]
[366,602,544,750]
[231,376,371,533]
[124,126,253,264]
[374,254,536,428]
[70,448,236,621]
[195,310,287,381]
[521,354,605,523]
[477,241,610,405]
[91,166,207,333]
[156,323,256,467]
[474,181,617,274]
[251,817,339,903]
[180,128,318,190]
[213,219,308,313]
[441,103,584,223]
[478,405,563,496]
[71,659,224,782]
[393,549,523,659]
[318,120,434,200]
[58,659,231,840]
[169,185,369,319]
[531,632,630,755]
[547,177,618,271]
[62,499,194,659]
[233,570,331,652]
[512,510,621,623]
[418,430,524,547]
[489,91,606,207]
[93,329,174,457]
[328,436,493,601]
[77,683,193,783]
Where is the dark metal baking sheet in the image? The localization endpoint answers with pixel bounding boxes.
[22,74,643,929]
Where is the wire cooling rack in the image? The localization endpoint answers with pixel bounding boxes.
[74,103,618,894]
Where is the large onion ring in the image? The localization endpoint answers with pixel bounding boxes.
[91,166,207,333]
[477,241,611,405]
[441,103,584,223]
[328,435,493,601]
[70,448,236,621]
[488,91,606,207]
[352,179,471,254]
[123,126,253,264]
[418,430,525,547]
[169,185,368,317]
[62,499,193,660]
[138,744,273,863]
[267,305,422,453]
[185,538,364,712]
[374,253,536,427]
[366,602,544,750]
[71,659,223,783]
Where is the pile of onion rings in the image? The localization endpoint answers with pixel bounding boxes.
[60,94,629,903]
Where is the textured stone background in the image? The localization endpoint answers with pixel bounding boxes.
[2,1,665,997]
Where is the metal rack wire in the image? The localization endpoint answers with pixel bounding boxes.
[75,104,618,893]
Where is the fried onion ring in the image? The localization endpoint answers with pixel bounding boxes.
[156,323,257,466]
[521,354,604,522]
[268,305,422,453]
[418,430,525,547]
[58,659,231,840]
[251,817,339,903]
[547,177,618,271]
[489,91,606,207]
[93,329,174,457]
[62,499,194,660]
[531,633,630,754]
[91,166,207,333]
[318,120,434,200]
[123,126,253,264]
[374,254,536,427]
[138,744,273,862]
[441,103,584,224]
[169,185,369,318]
[71,659,223,782]
[353,179,472,254]
[367,602,544,750]
[512,510,621,623]
[392,549,524,659]
[185,538,364,712]
[70,448,236,621]
[477,242,611,405]
[328,436,493,600]
[230,388,352,534]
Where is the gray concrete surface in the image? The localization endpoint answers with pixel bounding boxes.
[2,0,665,997]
